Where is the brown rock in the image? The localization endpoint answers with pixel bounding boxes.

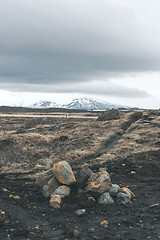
[49,195,61,209]
[86,170,111,194]
[52,161,76,185]
[42,176,59,198]
[100,220,108,228]
[120,187,135,199]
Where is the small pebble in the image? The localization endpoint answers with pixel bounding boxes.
[13,196,20,199]
[100,220,108,228]
[76,209,86,216]
[130,171,136,174]
[2,188,8,192]
[73,229,79,237]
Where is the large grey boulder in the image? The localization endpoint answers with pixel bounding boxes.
[52,161,76,185]
[98,192,114,205]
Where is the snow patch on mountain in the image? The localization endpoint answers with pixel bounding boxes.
[30,100,57,108]
[12,98,127,110]
[61,98,120,110]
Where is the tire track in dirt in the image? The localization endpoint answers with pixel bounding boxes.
[74,112,143,166]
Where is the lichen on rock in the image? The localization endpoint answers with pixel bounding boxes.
[52,161,76,185]
[86,169,111,194]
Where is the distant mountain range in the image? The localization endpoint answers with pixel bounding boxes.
[31,101,58,109]
[61,98,121,110]
[13,98,127,110]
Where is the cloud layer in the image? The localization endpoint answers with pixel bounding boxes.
[0,0,160,97]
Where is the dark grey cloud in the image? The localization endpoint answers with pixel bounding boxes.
[0,0,160,95]
[0,81,149,98]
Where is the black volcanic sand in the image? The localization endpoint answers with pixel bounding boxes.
[0,150,160,240]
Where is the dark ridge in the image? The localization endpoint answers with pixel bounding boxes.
[0,106,94,113]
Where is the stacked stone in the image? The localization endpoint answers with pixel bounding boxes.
[84,167,135,205]
[35,161,76,209]
[35,161,135,209]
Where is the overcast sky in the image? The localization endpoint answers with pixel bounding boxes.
[0,0,160,108]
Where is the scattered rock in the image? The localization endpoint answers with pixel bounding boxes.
[35,171,53,192]
[100,220,109,228]
[52,185,70,198]
[98,192,114,205]
[13,196,20,199]
[86,169,111,194]
[130,171,136,175]
[2,188,8,192]
[120,187,135,199]
[76,164,93,187]
[42,176,59,198]
[117,192,131,204]
[109,184,120,197]
[9,194,14,198]
[150,203,160,209]
[49,194,61,209]
[52,161,76,185]
[75,209,86,216]
[73,229,79,238]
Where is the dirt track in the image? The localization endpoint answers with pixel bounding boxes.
[0,110,160,239]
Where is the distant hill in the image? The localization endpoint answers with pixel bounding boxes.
[12,97,125,110]
[61,98,121,110]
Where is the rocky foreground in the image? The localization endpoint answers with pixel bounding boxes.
[35,161,135,210]
[0,110,160,239]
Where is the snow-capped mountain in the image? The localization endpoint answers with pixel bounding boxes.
[61,98,120,110]
[12,98,126,110]
[30,100,57,108]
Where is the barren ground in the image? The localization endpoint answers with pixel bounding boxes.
[0,110,160,240]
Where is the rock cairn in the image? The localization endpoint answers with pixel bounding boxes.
[35,161,135,209]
